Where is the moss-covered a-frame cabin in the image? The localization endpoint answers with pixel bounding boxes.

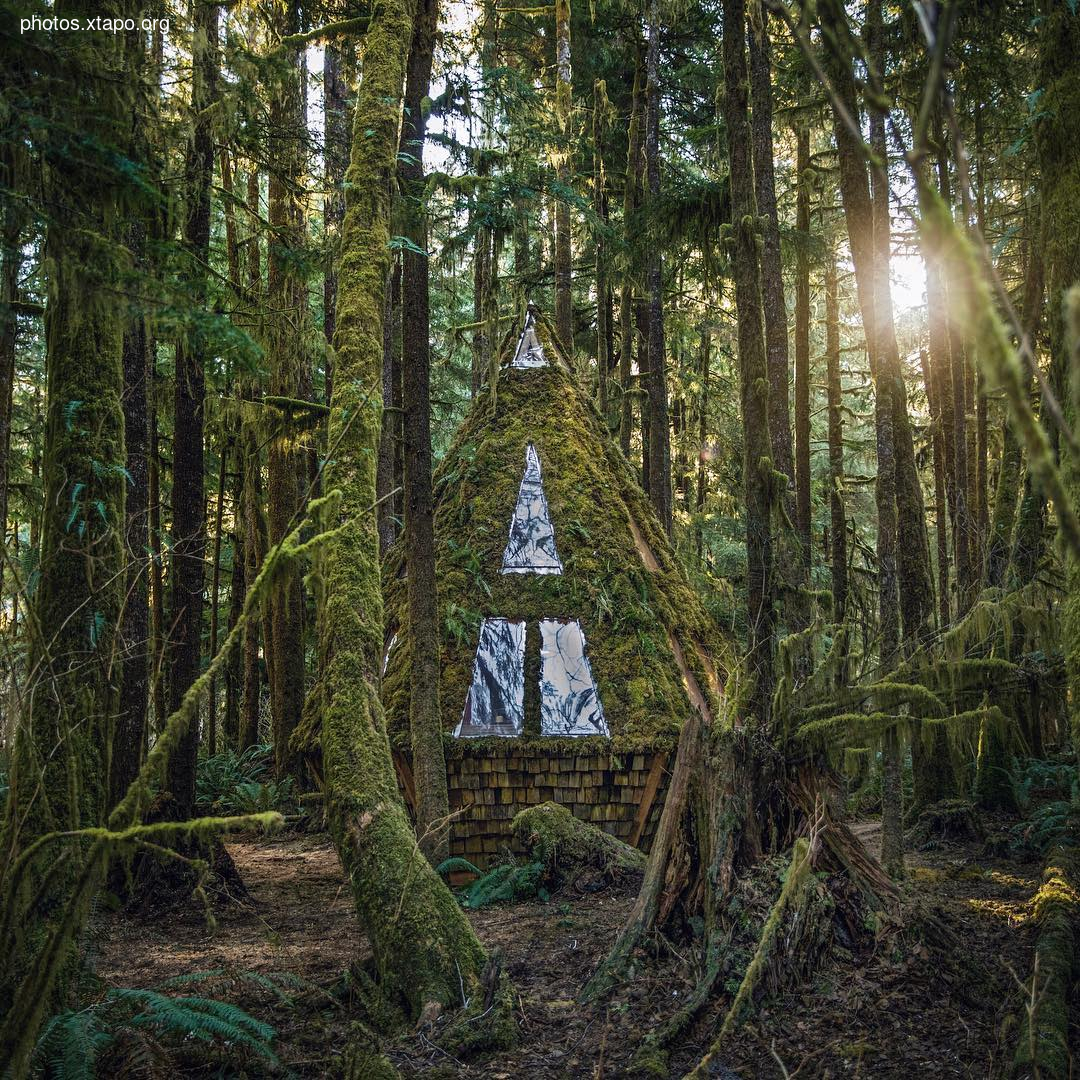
[383,308,727,866]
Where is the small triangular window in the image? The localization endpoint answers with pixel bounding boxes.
[510,313,547,368]
[501,443,563,575]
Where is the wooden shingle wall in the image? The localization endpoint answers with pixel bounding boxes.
[395,748,671,868]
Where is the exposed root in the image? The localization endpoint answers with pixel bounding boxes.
[686,814,828,1078]
[436,949,517,1056]
[122,793,251,915]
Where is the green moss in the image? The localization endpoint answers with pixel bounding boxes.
[512,801,647,876]
[382,323,730,747]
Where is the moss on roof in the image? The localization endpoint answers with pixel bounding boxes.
[382,314,731,752]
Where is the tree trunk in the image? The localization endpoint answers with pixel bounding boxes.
[0,2,130,1059]
[723,0,774,728]
[224,526,245,750]
[0,146,24,611]
[644,0,672,536]
[400,0,449,867]
[1037,1,1080,753]
[240,416,265,750]
[748,14,794,496]
[618,51,644,458]
[937,146,976,614]
[165,0,217,814]
[794,125,812,573]
[149,399,167,733]
[987,227,1043,589]
[322,6,491,1018]
[553,0,573,357]
[377,260,402,552]
[265,5,309,781]
[696,326,711,561]
[594,78,611,425]
[113,237,151,807]
[824,253,847,623]
[207,441,228,757]
[324,41,351,409]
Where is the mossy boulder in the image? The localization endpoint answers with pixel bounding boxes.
[513,802,646,879]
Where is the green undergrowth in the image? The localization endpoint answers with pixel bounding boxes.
[196,744,300,818]
[31,977,283,1078]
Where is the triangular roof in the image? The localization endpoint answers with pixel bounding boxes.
[382,310,727,752]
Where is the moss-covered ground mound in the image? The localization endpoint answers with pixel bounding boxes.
[382,317,730,754]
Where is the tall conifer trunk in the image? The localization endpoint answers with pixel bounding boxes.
[114,238,150,806]
[166,0,218,813]
[794,125,812,572]
[0,2,131,1062]
[401,0,449,866]
[553,0,573,356]
[748,14,793,496]
[824,252,847,623]
[266,2,308,779]
[618,51,644,457]
[723,0,773,725]
[644,1,672,535]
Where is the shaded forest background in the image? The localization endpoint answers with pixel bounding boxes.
[2,0,1080,1074]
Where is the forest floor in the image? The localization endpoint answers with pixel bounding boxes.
[97,819,1068,1078]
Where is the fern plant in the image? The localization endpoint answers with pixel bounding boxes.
[32,985,279,1078]
[195,744,302,816]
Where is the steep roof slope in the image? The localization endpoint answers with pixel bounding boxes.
[383,315,728,752]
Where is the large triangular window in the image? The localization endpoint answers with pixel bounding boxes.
[454,618,526,737]
[539,618,608,737]
[501,443,563,575]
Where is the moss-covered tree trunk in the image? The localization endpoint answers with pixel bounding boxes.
[323,40,351,411]
[401,0,450,867]
[618,51,644,458]
[696,325,711,561]
[323,2,489,1015]
[0,0,130,1060]
[113,228,151,806]
[748,13,793,505]
[987,226,1042,590]
[165,0,217,815]
[266,6,308,779]
[593,78,611,425]
[723,0,774,727]
[0,143,25,611]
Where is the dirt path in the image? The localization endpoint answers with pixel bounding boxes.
[97,824,1048,1078]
